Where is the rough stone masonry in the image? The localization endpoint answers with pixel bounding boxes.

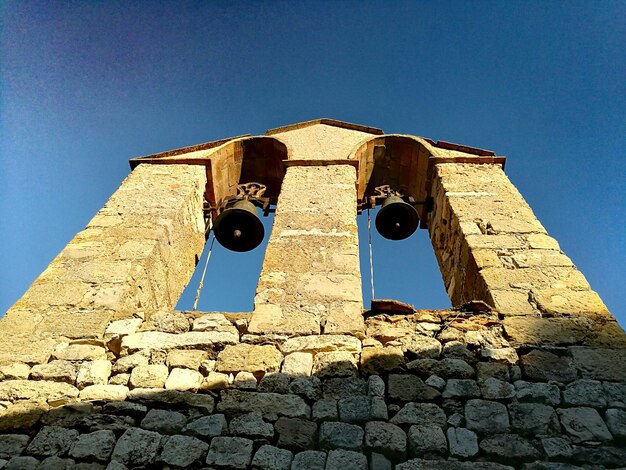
[0,119,624,469]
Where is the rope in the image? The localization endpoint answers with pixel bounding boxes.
[367,207,375,301]
[193,214,215,311]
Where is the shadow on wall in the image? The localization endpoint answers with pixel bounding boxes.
[1,309,625,468]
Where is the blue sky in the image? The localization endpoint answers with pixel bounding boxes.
[1,1,624,325]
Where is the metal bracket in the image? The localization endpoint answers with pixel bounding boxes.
[361,185,434,213]
[203,182,275,219]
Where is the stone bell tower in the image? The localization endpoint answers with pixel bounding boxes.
[0,119,624,469]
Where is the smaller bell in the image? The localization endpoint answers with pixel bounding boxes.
[214,200,265,252]
[375,195,419,240]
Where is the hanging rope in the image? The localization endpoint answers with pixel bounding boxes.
[367,207,375,301]
[193,213,215,311]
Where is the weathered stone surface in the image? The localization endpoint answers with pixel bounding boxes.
[282,335,361,354]
[183,414,227,438]
[4,456,40,469]
[447,427,478,458]
[76,360,111,389]
[129,388,214,411]
[160,434,208,467]
[540,437,573,459]
[390,403,446,427]
[520,350,577,383]
[103,401,147,418]
[562,379,606,407]
[398,460,513,470]
[425,375,446,391]
[25,426,78,458]
[388,374,440,401]
[111,351,149,374]
[312,399,338,421]
[275,417,317,451]
[291,450,326,470]
[121,330,237,353]
[570,445,626,467]
[325,449,368,470]
[39,456,76,469]
[338,396,387,423]
[0,363,30,381]
[407,425,447,456]
[52,343,106,361]
[218,390,310,419]
[140,409,186,435]
[364,422,406,460]
[69,430,116,462]
[205,436,253,469]
[0,435,30,459]
[408,358,474,379]
[480,434,541,461]
[509,403,559,435]
[230,412,274,439]
[0,401,48,432]
[323,377,366,399]
[360,347,405,373]
[192,313,237,333]
[480,347,518,365]
[233,371,258,389]
[111,427,163,467]
[0,380,78,404]
[401,336,442,359]
[251,445,293,470]
[443,379,480,398]
[313,351,357,377]
[108,373,129,386]
[202,371,231,390]
[604,382,626,408]
[144,311,190,333]
[282,352,313,376]
[217,344,283,374]
[477,362,510,382]
[79,384,128,401]
[557,407,612,443]
[105,317,143,339]
[129,364,168,389]
[514,381,560,406]
[259,373,291,394]
[604,408,626,440]
[166,349,208,370]
[370,452,392,470]
[289,377,322,401]
[29,361,76,386]
[319,422,363,451]
[480,378,515,400]
[569,347,626,381]
[164,367,203,391]
[465,400,510,434]
[367,375,385,397]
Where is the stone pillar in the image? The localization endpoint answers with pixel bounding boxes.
[429,163,624,345]
[248,164,364,337]
[0,164,206,363]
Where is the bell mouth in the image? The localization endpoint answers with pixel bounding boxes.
[214,200,265,252]
[375,196,419,241]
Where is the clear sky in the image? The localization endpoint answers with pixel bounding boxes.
[1,1,624,325]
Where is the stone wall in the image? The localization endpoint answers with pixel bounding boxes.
[0,309,624,469]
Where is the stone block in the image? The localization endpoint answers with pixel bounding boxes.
[569,347,626,381]
[480,347,518,365]
[408,425,447,456]
[275,417,317,451]
[69,430,116,462]
[442,379,480,398]
[520,350,577,383]
[0,380,79,404]
[251,445,293,470]
[557,407,612,443]
[479,434,541,461]
[230,412,274,439]
[313,399,338,421]
[76,360,111,389]
[325,449,367,470]
[604,382,626,408]
[164,368,203,391]
[26,426,78,458]
[292,450,326,470]
[605,408,626,440]
[52,343,106,361]
[217,344,283,374]
[79,384,128,401]
[338,396,387,423]
[540,437,573,459]
[401,336,442,359]
[390,403,446,427]
[514,380,560,406]
[0,363,30,381]
[121,330,238,353]
[281,335,361,354]
[563,379,606,407]
[465,399,510,434]
[183,414,228,438]
[319,422,363,451]
[509,403,559,435]
[140,409,186,435]
[30,361,77,384]
[282,352,313,376]
[217,390,310,419]
[407,358,474,379]
[4,456,40,469]
[129,364,168,389]
[367,375,385,397]
[205,436,253,469]
[480,378,515,400]
[360,347,405,374]
[259,373,291,394]
[0,435,30,460]
[289,376,322,401]
[447,427,478,458]
[364,421,407,460]
[160,434,208,467]
[323,377,366,399]
[388,374,440,401]
[166,349,208,370]
[313,351,357,377]
[111,427,163,467]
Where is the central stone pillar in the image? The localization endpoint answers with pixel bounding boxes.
[248,164,364,336]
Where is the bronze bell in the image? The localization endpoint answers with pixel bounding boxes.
[214,200,265,252]
[375,195,419,240]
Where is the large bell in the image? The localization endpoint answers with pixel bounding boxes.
[375,195,419,240]
[214,200,265,252]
